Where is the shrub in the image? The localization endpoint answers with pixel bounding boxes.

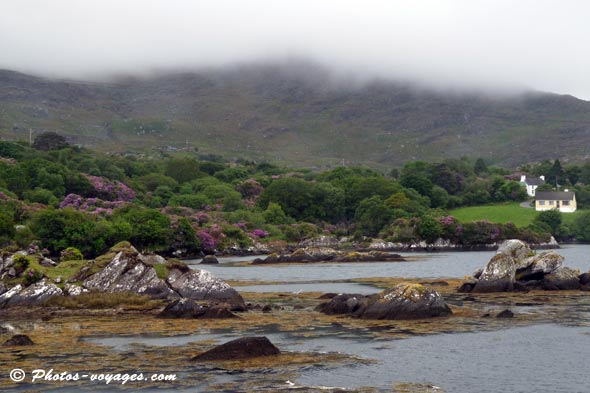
[13,254,29,274]
[23,268,43,285]
[61,247,84,261]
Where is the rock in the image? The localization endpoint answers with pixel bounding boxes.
[0,281,6,296]
[579,272,590,286]
[40,257,58,267]
[83,248,178,299]
[318,293,338,299]
[472,267,484,279]
[200,255,219,264]
[359,284,452,320]
[252,247,405,264]
[496,309,514,318]
[472,240,532,293]
[138,253,167,266]
[3,279,63,306]
[298,235,340,248]
[3,334,35,346]
[496,239,532,268]
[64,283,87,296]
[457,282,476,293]
[8,268,16,277]
[158,299,238,319]
[516,251,563,281]
[158,298,206,318]
[542,267,580,290]
[54,276,62,284]
[0,284,22,306]
[262,304,272,313]
[193,336,280,361]
[317,284,452,320]
[166,269,245,310]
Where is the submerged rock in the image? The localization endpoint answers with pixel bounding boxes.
[496,309,514,318]
[3,334,35,346]
[317,283,452,320]
[193,336,280,361]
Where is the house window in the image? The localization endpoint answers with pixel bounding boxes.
[563,201,570,206]
[549,200,554,205]
[539,201,545,205]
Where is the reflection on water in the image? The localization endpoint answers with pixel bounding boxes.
[236,282,380,294]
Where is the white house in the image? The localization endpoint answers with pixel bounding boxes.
[520,175,545,197]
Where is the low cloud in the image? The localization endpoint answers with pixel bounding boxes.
[1,0,589,98]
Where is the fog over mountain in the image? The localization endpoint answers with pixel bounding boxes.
[1,0,590,99]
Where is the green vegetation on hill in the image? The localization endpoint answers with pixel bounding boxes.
[2,64,590,168]
[450,203,538,227]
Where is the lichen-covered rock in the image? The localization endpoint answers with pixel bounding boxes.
[64,283,88,296]
[516,251,563,281]
[158,298,237,319]
[542,267,580,290]
[83,249,177,299]
[252,247,405,264]
[317,283,452,320]
[360,284,452,320]
[497,239,532,268]
[2,279,63,306]
[166,269,245,310]
[472,253,517,293]
[193,336,280,361]
[0,281,6,296]
[138,253,167,266]
[0,284,22,306]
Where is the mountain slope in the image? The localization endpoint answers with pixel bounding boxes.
[1,64,590,168]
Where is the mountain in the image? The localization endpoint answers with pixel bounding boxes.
[1,63,590,168]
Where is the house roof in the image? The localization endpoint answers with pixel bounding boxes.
[536,191,575,201]
[525,178,545,186]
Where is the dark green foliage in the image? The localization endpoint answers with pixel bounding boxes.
[474,158,488,175]
[0,211,15,245]
[354,196,393,237]
[171,217,199,254]
[60,247,84,261]
[417,215,443,242]
[116,207,173,252]
[164,158,204,184]
[32,132,69,151]
[534,210,562,234]
[573,212,590,242]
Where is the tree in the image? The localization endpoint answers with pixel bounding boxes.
[354,196,393,237]
[574,211,590,241]
[32,132,69,151]
[474,158,488,175]
[116,207,173,252]
[0,211,15,245]
[534,210,562,234]
[547,159,564,187]
[417,215,443,242]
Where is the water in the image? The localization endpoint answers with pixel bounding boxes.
[235,282,380,294]
[186,245,590,284]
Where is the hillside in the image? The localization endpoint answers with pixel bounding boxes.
[1,63,590,168]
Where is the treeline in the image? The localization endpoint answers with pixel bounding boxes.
[0,137,571,257]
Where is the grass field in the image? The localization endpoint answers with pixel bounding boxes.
[449,201,582,227]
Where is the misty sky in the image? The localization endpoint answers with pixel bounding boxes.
[1,0,589,99]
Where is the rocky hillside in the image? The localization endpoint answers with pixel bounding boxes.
[2,63,590,167]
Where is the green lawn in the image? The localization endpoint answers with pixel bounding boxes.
[449,202,584,228]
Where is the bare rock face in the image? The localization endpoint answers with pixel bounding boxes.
[166,269,245,310]
[317,283,452,320]
[516,251,563,281]
[200,255,219,264]
[83,248,177,299]
[1,280,62,307]
[193,336,280,361]
[542,267,581,290]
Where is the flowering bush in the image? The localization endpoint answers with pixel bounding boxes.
[23,268,43,285]
[60,246,84,261]
[198,230,217,252]
[85,175,135,202]
[251,229,269,238]
[59,194,126,215]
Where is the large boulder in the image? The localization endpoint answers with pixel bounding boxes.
[317,283,452,320]
[3,334,35,346]
[200,255,219,265]
[83,248,178,299]
[472,240,531,293]
[193,336,280,361]
[0,280,62,307]
[166,269,245,310]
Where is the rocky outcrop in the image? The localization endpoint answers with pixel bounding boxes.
[3,334,35,346]
[166,269,245,310]
[252,247,404,264]
[0,280,62,307]
[316,283,452,320]
[83,248,177,299]
[462,240,582,293]
[193,336,280,361]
